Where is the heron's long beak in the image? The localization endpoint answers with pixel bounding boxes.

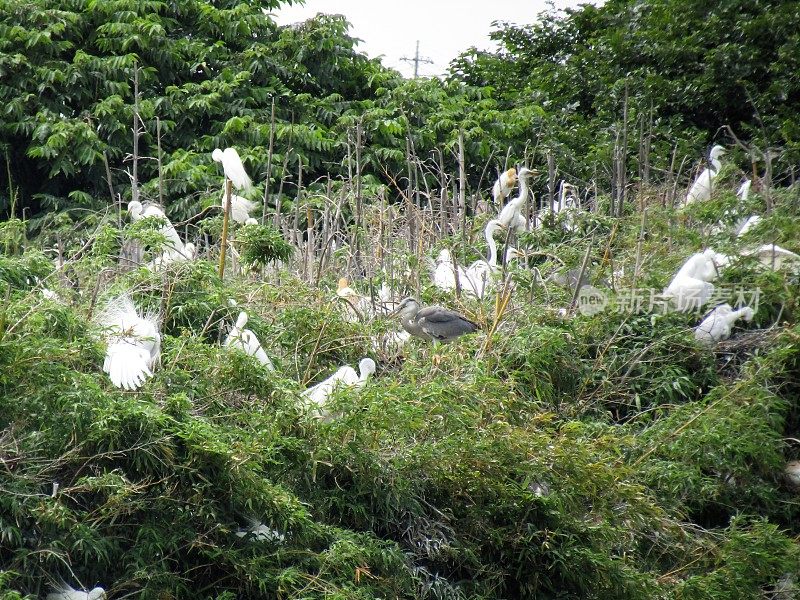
[387,305,402,318]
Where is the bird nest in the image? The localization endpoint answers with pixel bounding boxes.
[714,328,781,380]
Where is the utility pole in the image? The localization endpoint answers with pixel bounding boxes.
[401,40,433,78]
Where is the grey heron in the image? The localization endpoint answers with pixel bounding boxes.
[390,298,478,343]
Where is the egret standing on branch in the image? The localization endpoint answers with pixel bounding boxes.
[213,147,252,278]
[212,147,252,190]
[685,144,726,205]
[497,168,536,233]
[662,248,729,312]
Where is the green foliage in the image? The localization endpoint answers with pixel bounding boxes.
[236,222,293,268]
[2,0,800,597]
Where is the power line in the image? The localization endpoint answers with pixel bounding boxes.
[400,40,434,78]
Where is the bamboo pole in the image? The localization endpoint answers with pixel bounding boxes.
[218,179,232,278]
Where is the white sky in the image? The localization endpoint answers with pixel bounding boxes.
[271,0,598,78]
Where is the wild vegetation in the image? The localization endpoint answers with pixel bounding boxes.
[1,0,799,598]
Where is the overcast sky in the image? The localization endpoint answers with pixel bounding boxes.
[271,0,599,78]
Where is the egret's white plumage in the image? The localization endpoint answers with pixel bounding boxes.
[461,220,503,298]
[553,181,578,213]
[236,519,285,543]
[212,147,252,190]
[40,288,60,301]
[146,243,197,272]
[128,201,184,254]
[736,178,752,202]
[98,296,160,391]
[224,311,275,371]
[663,249,728,312]
[785,461,800,490]
[301,358,376,410]
[222,192,257,224]
[244,217,259,226]
[492,167,517,204]
[743,243,800,269]
[672,248,729,283]
[46,584,106,600]
[685,144,726,205]
[497,168,535,233]
[431,249,456,292]
[694,303,755,346]
[664,275,716,312]
[735,215,761,237]
[376,281,396,314]
[336,278,373,322]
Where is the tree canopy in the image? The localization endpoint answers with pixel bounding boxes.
[3,0,800,224]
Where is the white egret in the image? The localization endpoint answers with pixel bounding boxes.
[461,219,505,298]
[664,275,716,312]
[553,181,579,212]
[685,144,726,205]
[128,201,184,254]
[504,246,525,265]
[372,328,412,354]
[212,147,252,190]
[785,461,800,490]
[743,243,800,269]
[236,519,285,543]
[430,249,457,292]
[301,357,376,411]
[336,278,373,322]
[224,311,275,371]
[145,243,197,272]
[46,584,106,600]
[672,248,729,283]
[222,192,257,224]
[98,295,160,391]
[736,178,752,202]
[390,298,478,343]
[735,215,761,237]
[663,249,728,312]
[694,303,755,346]
[492,167,517,204]
[244,217,259,226]
[497,167,536,233]
[375,281,398,315]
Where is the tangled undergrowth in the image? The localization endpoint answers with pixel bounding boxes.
[1,190,799,600]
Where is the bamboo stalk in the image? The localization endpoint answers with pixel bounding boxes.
[218,179,232,278]
[263,97,276,224]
